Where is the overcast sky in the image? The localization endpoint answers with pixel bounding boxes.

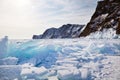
[0,0,98,39]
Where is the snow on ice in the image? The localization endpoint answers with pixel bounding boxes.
[0,38,120,80]
[0,36,8,59]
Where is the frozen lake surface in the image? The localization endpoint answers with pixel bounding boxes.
[0,39,120,80]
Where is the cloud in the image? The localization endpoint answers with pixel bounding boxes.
[0,0,98,39]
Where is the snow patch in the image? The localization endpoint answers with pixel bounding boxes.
[0,57,18,65]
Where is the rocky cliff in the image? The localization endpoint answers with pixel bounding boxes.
[79,0,120,38]
[33,24,84,39]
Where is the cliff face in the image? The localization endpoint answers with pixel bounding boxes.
[79,0,120,37]
[33,24,84,39]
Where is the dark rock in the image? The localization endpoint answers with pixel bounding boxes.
[33,24,84,39]
[32,35,42,39]
[79,0,120,37]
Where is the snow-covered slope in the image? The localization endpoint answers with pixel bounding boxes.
[33,24,84,39]
[79,0,120,38]
[0,39,120,80]
[86,28,120,39]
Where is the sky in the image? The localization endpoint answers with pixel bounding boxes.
[0,0,98,39]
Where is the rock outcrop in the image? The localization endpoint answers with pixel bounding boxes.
[33,24,84,39]
[79,0,120,37]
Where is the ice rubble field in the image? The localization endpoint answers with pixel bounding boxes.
[0,39,120,80]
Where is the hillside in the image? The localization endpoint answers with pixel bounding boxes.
[79,0,120,38]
